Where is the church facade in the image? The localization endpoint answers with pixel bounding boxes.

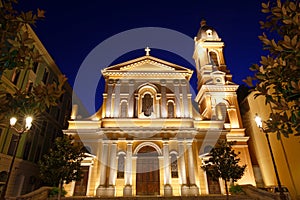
[64,20,256,197]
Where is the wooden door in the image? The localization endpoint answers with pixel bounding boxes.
[136,146,160,195]
[73,166,89,196]
[207,175,221,194]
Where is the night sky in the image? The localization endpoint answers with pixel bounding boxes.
[18,1,265,114]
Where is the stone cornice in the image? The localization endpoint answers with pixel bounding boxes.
[195,84,239,102]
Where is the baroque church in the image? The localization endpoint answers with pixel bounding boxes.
[64,20,256,197]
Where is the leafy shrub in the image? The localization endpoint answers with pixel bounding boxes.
[48,187,67,197]
[229,184,244,194]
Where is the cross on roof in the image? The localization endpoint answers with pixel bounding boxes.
[145,47,151,56]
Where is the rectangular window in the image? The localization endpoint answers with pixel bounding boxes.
[34,145,41,163]
[12,70,20,85]
[23,141,31,160]
[42,69,49,83]
[40,121,47,136]
[7,134,18,156]
[32,62,39,73]
[27,81,34,92]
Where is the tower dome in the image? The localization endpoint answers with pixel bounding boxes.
[195,19,221,41]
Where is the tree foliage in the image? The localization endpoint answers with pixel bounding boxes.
[243,0,300,138]
[0,0,67,126]
[201,141,246,199]
[38,134,85,187]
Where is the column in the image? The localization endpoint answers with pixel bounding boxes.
[106,81,113,117]
[100,142,108,186]
[97,141,109,196]
[108,142,117,185]
[113,80,121,117]
[163,141,172,196]
[156,95,161,118]
[174,80,181,117]
[107,142,117,196]
[187,141,199,195]
[123,142,132,196]
[128,80,134,117]
[181,80,189,118]
[161,80,167,117]
[178,141,187,186]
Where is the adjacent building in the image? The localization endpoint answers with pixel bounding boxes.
[64,20,256,197]
[0,25,73,196]
[240,92,300,200]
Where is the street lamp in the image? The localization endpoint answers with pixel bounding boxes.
[0,116,33,200]
[254,114,286,200]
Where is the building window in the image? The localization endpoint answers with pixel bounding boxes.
[42,69,49,83]
[142,93,153,117]
[12,70,20,85]
[117,153,125,178]
[7,134,18,156]
[34,145,41,163]
[167,101,175,118]
[206,29,213,37]
[171,153,178,178]
[209,51,219,67]
[27,81,34,92]
[32,62,38,73]
[215,103,228,121]
[23,141,31,160]
[120,101,128,118]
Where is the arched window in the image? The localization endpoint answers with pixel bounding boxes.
[142,93,153,117]
[117,153,125,178]
[209,51,219,67]
[215,103,228,121]
[170,153,178,178]
[120,101,128,118]
[167,101,175,118]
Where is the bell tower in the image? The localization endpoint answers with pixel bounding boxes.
[193,19,241,128]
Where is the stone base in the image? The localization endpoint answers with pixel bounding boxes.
[189,185,199,196]
[181,184,199,196]
[181,185,190,196]
[164,184,173,196]
[123,185,132,196]
[96,185,115,197]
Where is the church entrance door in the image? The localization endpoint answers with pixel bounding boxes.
[136,146,160,195]
[73,166,89,196]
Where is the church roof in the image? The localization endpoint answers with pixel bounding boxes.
[102,50,193,80]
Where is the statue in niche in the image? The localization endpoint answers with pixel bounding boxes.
[142,93,153,116]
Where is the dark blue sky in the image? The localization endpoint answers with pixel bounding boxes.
[19,1,265,113]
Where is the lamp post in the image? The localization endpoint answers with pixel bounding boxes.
[254,114,286,200]
[0,116,33,200]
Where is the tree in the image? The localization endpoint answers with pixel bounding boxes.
[0,0,66,126]
[201,141,246,199]
[243,0,300,138]
[39,134,85,199]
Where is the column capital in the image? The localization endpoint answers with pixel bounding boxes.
[186,139,194,145]
[126,141,133,145]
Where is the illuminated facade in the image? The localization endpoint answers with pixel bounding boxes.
[0,26,73,196]
[64,20,256,196]
[240,93,300,200]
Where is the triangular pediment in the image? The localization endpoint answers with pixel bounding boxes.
[103,55,192,73]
